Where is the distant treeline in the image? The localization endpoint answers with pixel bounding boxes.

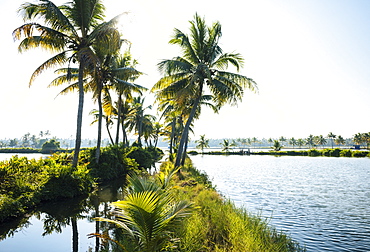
[189,148,370,158]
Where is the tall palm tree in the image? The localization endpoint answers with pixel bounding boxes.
[13,0,122,167]
[327,132,336,149]
[152,13,257,167]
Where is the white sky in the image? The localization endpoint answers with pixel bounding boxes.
[0,0,369,140]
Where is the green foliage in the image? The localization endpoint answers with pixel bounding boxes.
[95,172,194,252]
[82,146,139,182]
[41,139,60,154]
[127,146,163,170]
[0,155,93,222]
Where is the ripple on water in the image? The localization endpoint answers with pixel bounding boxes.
[193,155,370,252]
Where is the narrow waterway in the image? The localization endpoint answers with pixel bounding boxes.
[191,155,370,252]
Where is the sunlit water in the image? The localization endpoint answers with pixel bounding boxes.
[191,155,370,252]
[1,154,369,251]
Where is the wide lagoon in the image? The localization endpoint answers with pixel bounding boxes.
[191,155,370,252]
[0,154,369,251]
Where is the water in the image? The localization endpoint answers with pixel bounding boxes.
[1,154,369,251]
[191,155,370,252]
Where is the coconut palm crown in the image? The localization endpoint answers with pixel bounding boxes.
[152,13,257,167]
[13,0,123,166]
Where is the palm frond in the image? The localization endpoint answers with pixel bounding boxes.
[17,0,76,35]
[29,51,70,86]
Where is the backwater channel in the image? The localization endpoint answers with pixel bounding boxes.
[0,153,369,251]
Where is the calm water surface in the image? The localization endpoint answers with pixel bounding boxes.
[191,155,370,252]
[1,154,369,251]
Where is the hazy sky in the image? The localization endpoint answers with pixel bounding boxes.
[1,0,369,141]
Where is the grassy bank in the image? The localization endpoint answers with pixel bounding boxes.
[167,161,305,251]
[190,148,370,158]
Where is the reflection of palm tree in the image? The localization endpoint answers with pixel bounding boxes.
[152,14,257,167]
[14,0,122,167]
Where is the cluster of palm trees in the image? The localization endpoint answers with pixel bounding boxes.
[195,131,370,152]
[13,0,257,168]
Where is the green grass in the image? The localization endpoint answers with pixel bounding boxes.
[163,160,305,251]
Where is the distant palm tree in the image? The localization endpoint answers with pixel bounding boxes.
[334,135,345,147]
[220,139,235,153]
[279,136,287,146]
[289,137,297,149]
[297,138,305,149]
[196,134,210,154]
[306,135,315,149]
[13,0,122,167]
[152,13,257,167]
[272,140,282,151]
[316,135,327,149]
[327,132,336,149]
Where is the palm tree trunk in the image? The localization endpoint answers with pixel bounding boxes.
[121,119,128,147]
[175,86,203,167]
[106,120,114,145]
[180,133,189,166]
[72,61,85,167]
[115,94,122,145]
[96,87,103,164]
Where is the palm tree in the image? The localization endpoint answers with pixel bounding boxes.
[316,135,327,149]
[152,13,257,167]
[95,172,193,252]
[297,138,305,149]
[289,137,297,149]
[126,97,154,147]
[353,133,363,147]
[272,140,282,151]
[279,136,287,146]
[327,132,336,149]
[13,0,122,167]
[195,134,210,154]
[306,134,315,149]
[220,139,235,153]
[334,135,345,148]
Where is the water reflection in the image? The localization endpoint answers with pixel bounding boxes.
[0,177,127,252]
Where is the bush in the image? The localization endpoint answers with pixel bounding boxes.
[41,139,60,154]
[0,155,94,222]
[308,149,321,157]
[340,149,352,157]
[82,146,139,182]
[127,147,163,170]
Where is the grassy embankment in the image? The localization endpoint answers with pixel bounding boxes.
[156,160,305,251]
